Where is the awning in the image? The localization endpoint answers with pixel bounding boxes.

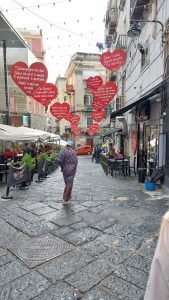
[101,128,122,137]
[110,84,162,120]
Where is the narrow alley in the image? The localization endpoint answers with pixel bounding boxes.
[0,156,168,299]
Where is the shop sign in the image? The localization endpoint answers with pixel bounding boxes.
[92,81,118,107]
[86,76,103,91]
[50,102,70,120]
[11,62,48,96]
[100,49,126,71]
[131,129,137,155]
[32,83,57,106]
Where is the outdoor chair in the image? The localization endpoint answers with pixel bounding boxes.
[127,157,136,176]
[0,161,8,183]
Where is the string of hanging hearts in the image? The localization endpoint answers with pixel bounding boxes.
[10,48,126,136]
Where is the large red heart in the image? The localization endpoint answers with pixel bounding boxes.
[88,123,100,133]
[32,83,57,106]
[92,99,105,110]
[69,114,80,125]
[86,129,95,136]
[11,62,48,96]
[86,76,103,91]
[91,110,106,122]
[93,81,118,107]
[100,49,126,71]
[50,102,70,120]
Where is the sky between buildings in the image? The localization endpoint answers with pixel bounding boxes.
[0,0,108,82]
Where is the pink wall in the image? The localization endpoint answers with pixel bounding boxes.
[32,39,42,58]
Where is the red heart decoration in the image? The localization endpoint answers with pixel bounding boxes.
[73,129,81,135]
[100,49,126,71]
[86,76,103,91]
[91,110,106,122]
[92,81,118,107]
[88,123,100,133]
[86,129,95,136]
[65,112,73,122]
[50,102,70,120]
[92,100,105,110]
[69,114,80,124]
[32,83,57,106]
[11,62,48,96]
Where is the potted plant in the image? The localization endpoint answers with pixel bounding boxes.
[20,153,36,183]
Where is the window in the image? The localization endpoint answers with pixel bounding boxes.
[64,96,67,102]
[116,97,124,110]
[141,39,150,69]
[84,95,93,106]
[87,116,93,126]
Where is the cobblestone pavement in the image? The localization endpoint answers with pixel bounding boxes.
[0,156,168,299]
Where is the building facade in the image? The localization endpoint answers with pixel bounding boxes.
[63,52,106,145]
[105,0,169,183]
[0,12,47,130]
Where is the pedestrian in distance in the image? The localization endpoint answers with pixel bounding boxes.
[95,144,102,163]
[144,211,169,300]
[58,140,78,205]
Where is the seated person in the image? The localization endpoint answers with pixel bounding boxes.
[106,143,115,159]
[3,148,16,160]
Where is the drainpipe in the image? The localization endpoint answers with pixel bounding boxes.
[152,0,157,39]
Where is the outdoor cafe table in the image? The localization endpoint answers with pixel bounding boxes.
[108,157,130,177]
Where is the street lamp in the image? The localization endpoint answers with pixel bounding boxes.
[127,19,164,45]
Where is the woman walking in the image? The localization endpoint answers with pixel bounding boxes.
[58,141,78,205]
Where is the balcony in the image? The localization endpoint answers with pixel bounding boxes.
[108,8,117,35]
[130,0,151,20]
[116,34,127,49]
[116,96,124,110]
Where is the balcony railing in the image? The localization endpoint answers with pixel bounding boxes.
[116,35,127,49]
[130,0,151,20]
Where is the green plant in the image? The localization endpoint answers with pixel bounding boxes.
[39,152,48,163]
[21,153,36,172]
[47,151,58,166]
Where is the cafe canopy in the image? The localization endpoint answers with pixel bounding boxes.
[0,124,59,142]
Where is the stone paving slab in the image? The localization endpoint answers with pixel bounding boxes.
[11,207,42,223]
[37,248,95,284]
[64,259,113,292]
[51,215,82,226]
[0,271,51,300]
[33,282,82,300]
[126,254,152,273]
[0,253,16,267]
[63,227,101,245]
[114,264,148,289]
[81,287,115,300]
[0,260,29,287]
[83,240,108,256]
[100,247,133,265]
[100,274,144,300]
